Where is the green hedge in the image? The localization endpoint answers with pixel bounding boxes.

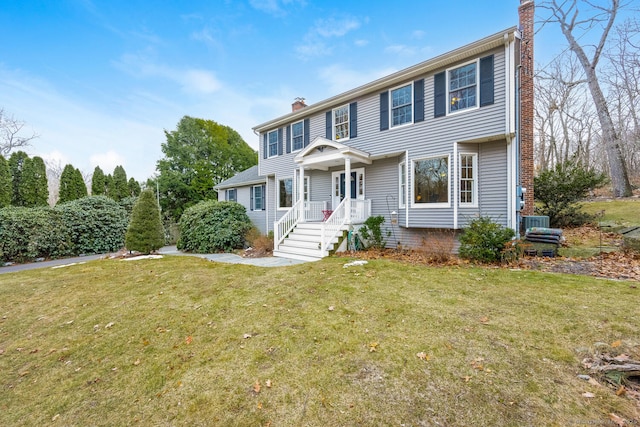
[0,196,129,263]
[178,200,252,253]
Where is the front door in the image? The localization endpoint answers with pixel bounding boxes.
[331,168,365,209]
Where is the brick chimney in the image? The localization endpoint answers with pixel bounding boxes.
[292,97,307,112]
[519,0,534,216]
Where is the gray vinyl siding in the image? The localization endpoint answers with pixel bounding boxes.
[258,46,510,235]
[240,186,267,234]
[477,140,508,226]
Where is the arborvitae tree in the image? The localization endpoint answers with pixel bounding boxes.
[8,151,29,206]
[128,177,141,197]
[0,155,10,207]
[29,156,49,206]
[91,166,106,195]
[125,189,164,254]
[58,164,87,204]
[105,174,114,198]
[112,165,128,201]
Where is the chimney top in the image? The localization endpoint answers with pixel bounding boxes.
[292,97,307,112]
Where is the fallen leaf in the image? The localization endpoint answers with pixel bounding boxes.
[368,342,378,352]
[611,340,622,348]
[243,333,252,339]
[615,385,626,396]
[105,322,115,329]
[479,316,489,324]
[328,306,335,311]
[416,352,430,361]
[588,378,600,387]
[462,375,472,382]
[609,413,626,427]
[133,359,141,366]
[265,379,272,388]
[52,414,60,421]
[257,401,263,409]
[0,349,4,355]
[185,336,193,345]
[253,380,261,393]
[582,392,595,398]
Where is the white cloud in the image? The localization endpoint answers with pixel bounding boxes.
[385,44,417,56]
[249,0,305,16]
[115,54,222,96]
[296,16,363,60]
[411,30,426,40]
[354,39,369,47]
[90,150,126,174]
[318,64,397,95]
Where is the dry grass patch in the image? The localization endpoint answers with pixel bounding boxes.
[0,256,639,426]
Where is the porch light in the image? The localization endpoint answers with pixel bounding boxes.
[391,211,397,224]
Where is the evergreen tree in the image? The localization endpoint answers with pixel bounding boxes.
[31,156,49,206]
[91,166,106,195]
[125,189,164,254]
[105,174,114,198]
[0,155,10,207]
[58,164,87,204]
[128,177,141,197]
[112,165,128,201]
[8,151,29,206]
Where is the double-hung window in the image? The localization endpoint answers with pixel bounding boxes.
[292,121,304,151]
[391,84,412,127]
[268,130,278,157]
[333,105,349,140]
[226,188,237,202]
[449,62,477,113]
[459,154,477,205]
[278,178,293,209]
[252,185,264,211]
[413,156,449,206]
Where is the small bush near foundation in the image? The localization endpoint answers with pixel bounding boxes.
[178,200,252,253]
[459,217,515,263]
[359,216,390,249]
[420,229,456,263]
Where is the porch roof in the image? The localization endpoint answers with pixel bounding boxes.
[294,137,372,170]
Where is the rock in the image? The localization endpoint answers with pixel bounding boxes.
[577,374,591,381]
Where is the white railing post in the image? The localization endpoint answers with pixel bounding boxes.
[299,166,305,222]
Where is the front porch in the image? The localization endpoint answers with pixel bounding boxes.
[273,137,373,261]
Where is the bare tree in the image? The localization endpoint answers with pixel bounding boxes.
[540,0,634,196]
[535,53,599,170]
[604,18,640,179]
[0,108,39,156]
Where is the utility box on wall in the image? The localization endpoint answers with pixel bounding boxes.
[522,216,550,231]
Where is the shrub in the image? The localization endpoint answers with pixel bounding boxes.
[0,207,67,262]
[419,229,456,263]
[119,196,138,217]
[534,160,607,227]
[178,200,252,253]
[359,216,390,250]
[245,227,273,256]
[55,196,129,254]
[459,216,516,263]
[125,190,165,254]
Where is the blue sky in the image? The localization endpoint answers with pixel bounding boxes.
[0,0,627,182]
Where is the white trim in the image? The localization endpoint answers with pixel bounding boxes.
[459,152,478,208]
[507,135,515,231]
[277,176,294,211]
[453,144,458,228]
[398,161,407,208]
[446,58,480,116]
[404,150,409,227]
[332,103,350,142]
[389,81,414,129]
[411,154,451,209]
[291,120,304,152]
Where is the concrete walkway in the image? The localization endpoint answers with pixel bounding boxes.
[0,247,309,275]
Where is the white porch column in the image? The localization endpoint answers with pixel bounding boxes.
[344,157,351,224]
[298,166,305,222]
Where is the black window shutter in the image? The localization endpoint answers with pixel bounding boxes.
[262,133,267,159]
[303,118,310,147]
[261,184,266,210]
[325,111,332,139]
[286,125,291,153]
[349,102,358,138]
[479,55,494,107]
[277,128,283,156]
[414,79,424,122]
[379,92,389,131]
[434,71,446,118]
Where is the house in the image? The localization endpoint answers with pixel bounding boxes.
[216,1,535,261]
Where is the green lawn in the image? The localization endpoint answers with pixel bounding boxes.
[582,198,640,228]
[0,256,638,426]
